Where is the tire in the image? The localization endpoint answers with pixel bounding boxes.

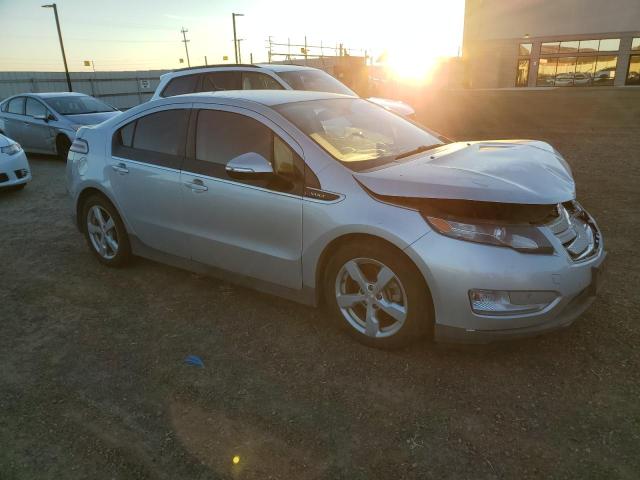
[56,135,71,161]
[323,240,433,349]
[81,194,131,267]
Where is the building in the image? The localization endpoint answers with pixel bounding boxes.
[463,0,640,88]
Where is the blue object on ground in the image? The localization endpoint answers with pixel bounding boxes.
[184,355,204,368]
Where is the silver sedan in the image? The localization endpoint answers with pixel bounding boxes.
[0,92,120,159]
[66,90,606,348]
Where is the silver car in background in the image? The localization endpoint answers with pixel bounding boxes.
[0,133,31,190]
[66,90,605,348]
[0,92,120,159]
[151,63,416,118]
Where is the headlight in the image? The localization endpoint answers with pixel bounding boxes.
[425,216,554,254]
[1,142,22,155]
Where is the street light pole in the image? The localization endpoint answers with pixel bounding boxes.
[42,3,72,92]
[232,13,244,63]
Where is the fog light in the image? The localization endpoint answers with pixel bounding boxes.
[469,289,556,316]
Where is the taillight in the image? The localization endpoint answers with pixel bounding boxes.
[69,138,89,154]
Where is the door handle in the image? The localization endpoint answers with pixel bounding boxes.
[111,162,129,175]
[184,179,208,192]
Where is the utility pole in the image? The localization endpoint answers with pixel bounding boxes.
[204,55,208,66]
[250,52,253,64]
[237,39,244,63]
[232,13,244,63]
[180,27,191,67]
[42,3,72,92]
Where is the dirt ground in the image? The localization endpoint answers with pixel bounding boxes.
[1,90,639,479]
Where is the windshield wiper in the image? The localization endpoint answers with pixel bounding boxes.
[394,144,442,160]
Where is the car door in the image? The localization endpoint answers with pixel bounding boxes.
[180,105,304,290]
[23,98,54,152]
[2,97,27,142]
[108,106,191,257]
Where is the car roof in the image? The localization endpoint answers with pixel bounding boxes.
[255,63,317,73]
[161,63,317,79]
[28,92,88,98]
[177,89,353,106]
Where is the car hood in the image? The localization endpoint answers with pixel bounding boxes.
[65,111,121,126]
[367,97,415,117]
[353,140,576,205]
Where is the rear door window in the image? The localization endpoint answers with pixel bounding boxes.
[198,72,241,91]
[112,109,190,169]
[161,75,200,97]
[7,97,25,115]
[242,72,285,90]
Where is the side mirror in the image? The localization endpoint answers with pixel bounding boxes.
[225,152,273,179]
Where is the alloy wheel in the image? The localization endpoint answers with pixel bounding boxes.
[335,258,408,338]
[87,205,119,260]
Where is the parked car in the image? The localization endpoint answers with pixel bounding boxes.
[66,90,606,348]
[0,92,121,159]
[0,134,31,190]
[151,63,416,118]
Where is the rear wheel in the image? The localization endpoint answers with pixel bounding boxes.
[81,195,131,267]
[324,241,433,349]
[56,135,71,160]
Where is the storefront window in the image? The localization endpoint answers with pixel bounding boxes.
[537,58,558,86]
[516,59,530,87]
[575,56,597,86]
[593,56,617,85]
[626,55,640,85]
[555,57,577,86]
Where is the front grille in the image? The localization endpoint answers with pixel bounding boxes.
[0,173,8,183]
[546,202,600,262]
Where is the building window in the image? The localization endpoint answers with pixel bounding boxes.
[594,56,617,85]
[541,42,560,55]
[536,55,618,86]
[559,41,579,53]
[632,38,640,51]
[627,55,640,85]
[516,59,530,87]
[536,57,558,86]
[578,40,600,53]
[519,43,532,56]
[598,38,620,52]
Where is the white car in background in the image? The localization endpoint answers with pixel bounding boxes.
[151,63,416,118]
[0,134,31,190]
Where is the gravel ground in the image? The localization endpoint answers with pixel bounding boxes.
[1,91,639,479]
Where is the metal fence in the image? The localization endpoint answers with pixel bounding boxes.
[0,70,170,110]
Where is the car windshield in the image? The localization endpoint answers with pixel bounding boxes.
[44,96,115,115]
[275,98,445,169]
[275,70,356,96]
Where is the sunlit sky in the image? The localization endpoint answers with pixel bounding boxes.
[0,0,464,78]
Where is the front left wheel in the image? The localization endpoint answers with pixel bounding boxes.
[82,195,131,267]
[324,241,433,349]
